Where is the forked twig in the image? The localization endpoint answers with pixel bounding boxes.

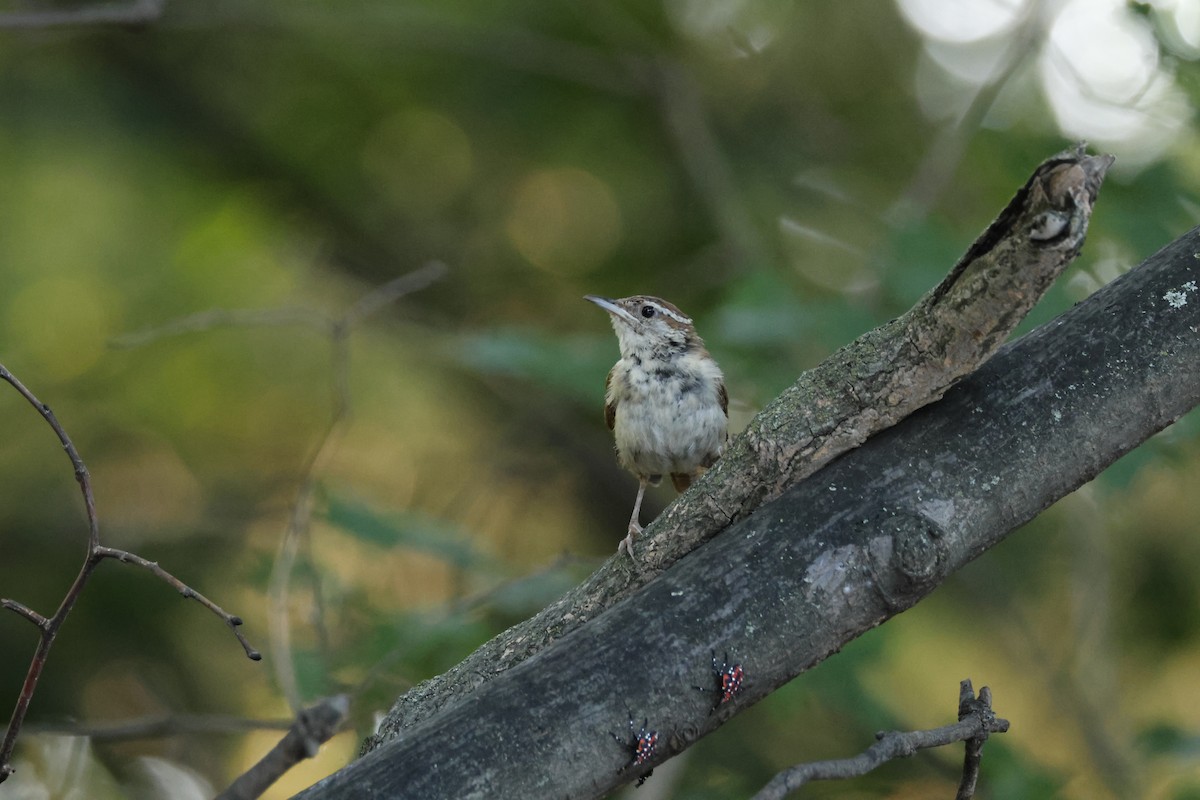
[0,364,261,784]
[751,680,1009,800]
[259,263,446,710]
[110,264,448,799]
[111,262,448,713]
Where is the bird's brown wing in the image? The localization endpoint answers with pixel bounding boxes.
[604,368,617,431]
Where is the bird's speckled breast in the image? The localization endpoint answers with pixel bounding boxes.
[608,351,726,479]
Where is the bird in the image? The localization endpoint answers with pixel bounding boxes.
[585,294,728,558]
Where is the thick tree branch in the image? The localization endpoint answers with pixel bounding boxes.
[751,680,1008,800]
[300,223,1199,795]
[365,146,1113,750]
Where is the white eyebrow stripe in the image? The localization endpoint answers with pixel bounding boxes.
[649,302,691,325]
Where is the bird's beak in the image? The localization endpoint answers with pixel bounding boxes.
[584,295,636,324]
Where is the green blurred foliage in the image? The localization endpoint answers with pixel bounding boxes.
[324,491,494,569]
[1,0,1198,797]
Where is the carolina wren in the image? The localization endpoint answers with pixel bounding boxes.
[585,295,728,558]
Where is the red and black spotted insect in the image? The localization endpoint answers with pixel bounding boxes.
[611,716,658,786]
[695,651,744,712]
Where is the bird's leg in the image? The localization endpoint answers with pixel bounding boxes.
[618,479,647,559]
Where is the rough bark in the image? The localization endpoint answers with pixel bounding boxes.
[301,225,1200,799]
[362,146,1113,752]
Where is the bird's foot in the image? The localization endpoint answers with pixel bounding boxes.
[617,522,643,560]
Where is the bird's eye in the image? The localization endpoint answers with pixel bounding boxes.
[641,305,656,318]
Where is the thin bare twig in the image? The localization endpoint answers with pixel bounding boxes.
[0,600,48,629]
[751,680,1009,800]
[27,713,293,742]
[0,0,164,29]
[0,366,101,549]
[344,264,448,324]
[265,263,447,711]
[92,545,259,659]
[109,307,334,348]
[215,695,350,800]
[0,364,260,785]
[113,264,449,797]
[654,59,767,272]
[114,262,449,715]
[110,265,447,799]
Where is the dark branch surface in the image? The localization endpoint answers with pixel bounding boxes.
[366,147,1113,751]
[300,241,1200,792]
[751,680,1008,800]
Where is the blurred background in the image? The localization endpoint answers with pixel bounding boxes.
[1,0,1198,797]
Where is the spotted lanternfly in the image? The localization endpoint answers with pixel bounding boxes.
[695,651,744,712]
[611,716,658,786]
